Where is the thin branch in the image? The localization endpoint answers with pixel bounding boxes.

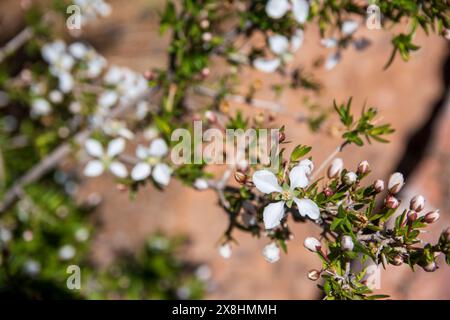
[196,85,284,112]
[0,27,34,63]
[0,88,158,214]
[311,142,348,180]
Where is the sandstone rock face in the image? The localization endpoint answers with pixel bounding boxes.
[4,0,447,299]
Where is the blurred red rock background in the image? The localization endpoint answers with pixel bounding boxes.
[1,0,449,299]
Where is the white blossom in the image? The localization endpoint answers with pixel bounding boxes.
[219,243,232,259]
[103,120,135,140]
[263,243,280,263]
[341,20,359,36]
[58,244,76,261]
[254,29,304,73]
[74,0,112,26]
[252,161,320,229]
[84,138,128,178]
[131,138,172,186]
[31,98,51,117]
[266,0,309,24]
[194,178,209,190]
[325,52,341,70]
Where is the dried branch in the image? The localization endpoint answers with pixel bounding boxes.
[0,27,34,64]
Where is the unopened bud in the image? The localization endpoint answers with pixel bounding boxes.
[205,110,217,123]
[234,171,247,184]
[407,210,417,223]
[193,178,209,190]
[410,195,425,212]
[341,235,354,251]
[388,172,404,194]
[278,131,286,143]
[303,237,321,252]
[116,184,127,192]
[343,171,357,185]
[373,179,385,193]
[442,227,450,242]
[202,32,212,42]
[423,261,437,272]
[424,210,440,224]
[200,19,210,29]
[327,158,343,179]
[385,195,399,209]
[307,269,321,281]
[323,187,334,197]
[357,160,370,175]
[143,70,155,81]
[201,67,210,78]
[392,255,403,266]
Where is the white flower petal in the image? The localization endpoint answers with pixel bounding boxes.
[98,91,118,108]
[131,162,151,181]
[252,170,283,194]
[58,72,74,93]
[292,0,309,24]
[69,42,88,59]
[269,34,290,55]
[85,139,104,157]
[342,20,359,36]
[219,243,232,259]
[263,243,280,263]
[31,98,51,116]
[289,165,309,189]
[194,178,209,190]
[109,161,128,178]
[320,38,338,48]
[84,160,104,177]
[107,138,125,157]
[298,159,314,175]
[136,145,149,159]
[148,138,169,158]
[265,0,290,19]
[263,201,286,229]
[291,29,304,51]
[152,163,172,186]
[325,52,341,70]
[253,58,281,73]
[294,198,320,220]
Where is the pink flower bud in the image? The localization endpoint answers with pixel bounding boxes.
[407,210,417,222]
[392,255,403,266]
[205,110,217,123]
[307,269,321,281]
[410,195,425,212]
[143,70,154,81]
[388,172,404,194]
[200,19,210,29]
[323,187,334,197]
[201,67,210,78]
[423,261,437,272]
[304,237,321,252]
[385,195,399,209]
[327,158,343,179]
[373,179,385,193]
[202,32,212,42]
[234,171,247,184]
[357,160,370,174]
[341,235,354,251]
[443,227,450,243]
[423,210,440,224]
[343,171,357,185]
